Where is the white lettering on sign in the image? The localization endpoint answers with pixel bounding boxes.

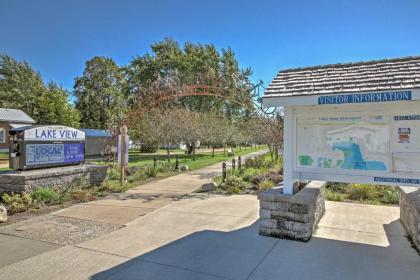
[24,126,85,141]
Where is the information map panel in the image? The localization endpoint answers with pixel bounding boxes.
[26,143,85,166]
[297,116,390,172]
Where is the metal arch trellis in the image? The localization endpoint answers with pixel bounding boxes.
[124,73,280,126]
[115,73,282,185]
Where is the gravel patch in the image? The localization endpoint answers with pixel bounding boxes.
[0,215,123,245]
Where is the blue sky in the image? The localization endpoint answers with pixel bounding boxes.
[1,0,420,91]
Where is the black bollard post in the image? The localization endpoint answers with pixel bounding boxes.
[232,158,236,170]
[175,155,179,171]
[153,157,157,169]
[222,162,227,182]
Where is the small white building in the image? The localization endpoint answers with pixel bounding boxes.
[263,56,420,194]
[0,108,35,152]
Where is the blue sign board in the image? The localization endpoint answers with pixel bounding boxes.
[394,115,420,121]
[26,143,85,166]
[318,91,412,105]
[374,176,420,185]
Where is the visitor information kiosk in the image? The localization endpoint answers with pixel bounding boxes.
[9,125,85,170]
[263,56,420,195]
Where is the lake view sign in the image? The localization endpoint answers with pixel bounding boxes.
[9,125,86,170]
[318,91,412,105]
[24,126,85,141]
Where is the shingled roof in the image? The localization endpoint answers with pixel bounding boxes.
[0,108,35,124]
[265,56,420,97]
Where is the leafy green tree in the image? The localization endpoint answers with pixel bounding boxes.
[124,38,253,117]
[0,54,45,118]
[0,54,80,126]
[36,83,80,127]
[74,56,125,129]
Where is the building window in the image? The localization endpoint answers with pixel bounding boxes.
[0,128,5,143]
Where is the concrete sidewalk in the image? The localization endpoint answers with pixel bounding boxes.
[1,198,419,280]
[1,148,419,279]
[0,150,266,269]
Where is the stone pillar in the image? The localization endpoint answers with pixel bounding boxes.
[258,181,326,242]
[399,186,420,252]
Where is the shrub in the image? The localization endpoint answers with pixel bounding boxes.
[257,179,275,191]
[213,176,223,187]
[241,168,260,182]
[69,190,95,203]
[30,188,60,205]
[100,180,126,193]
[227,168,241,177]
[325,189,345,202]
[377,186,400,205]
[326,182,350,194]
[1,192,33,214]
[265,170,282,184]
[156,162,172,173]
[140,143,158,153]
[244,156,266,169]
[144,165,158,178]
[108,167,120,180]
[348,184,378,201]
[220,175,248,194]
[128,171,146,183]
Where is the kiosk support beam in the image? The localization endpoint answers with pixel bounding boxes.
[283,106,296,195]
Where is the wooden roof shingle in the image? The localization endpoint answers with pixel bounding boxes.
[265,56,420,97]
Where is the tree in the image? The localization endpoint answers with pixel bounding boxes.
[74,56,125,129]
[124,38,253,117]
[0,54,80,126]
[0,54,45,118]
[201,112,230,157]
[252,115,284,161]
[36,83,80,127]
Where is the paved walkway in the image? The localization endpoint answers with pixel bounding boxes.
[0,149,419,279]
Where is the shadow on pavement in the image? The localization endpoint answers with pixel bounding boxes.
[90,218,420,280]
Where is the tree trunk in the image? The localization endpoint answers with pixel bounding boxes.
[186,143,194,155]
[193,143,196,161]
[167,148,170,162]
[212,147,215,158]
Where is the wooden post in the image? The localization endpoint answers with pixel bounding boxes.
[238,156,242,169]
[175,155,179,170]
[120,125,127,186]
[232,158,236,170]
[222,162,227,182]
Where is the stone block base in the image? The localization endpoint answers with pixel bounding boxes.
[258,181,326,242]
[0,164,108,193]
[399,186,420,252]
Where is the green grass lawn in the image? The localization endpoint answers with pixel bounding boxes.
[129,148,186,156]
[125,146,267,171]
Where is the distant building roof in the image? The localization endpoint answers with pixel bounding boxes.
[81,129,112,137]
[0,108,35,123]
[265,56,420,97]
